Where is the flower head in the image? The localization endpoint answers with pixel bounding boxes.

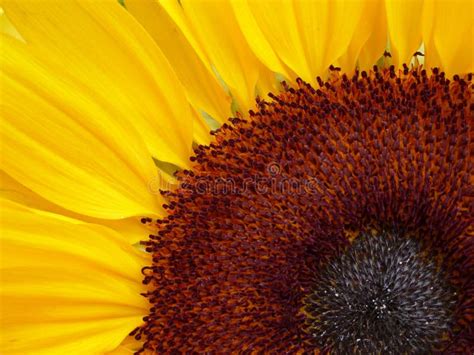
[0,0,472,354]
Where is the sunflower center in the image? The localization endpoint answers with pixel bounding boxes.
[304,231,455,354]
[138,67,472,353]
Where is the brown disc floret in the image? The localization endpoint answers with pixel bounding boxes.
[136,66,473,353]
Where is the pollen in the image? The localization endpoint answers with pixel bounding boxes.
[136,66,473,353]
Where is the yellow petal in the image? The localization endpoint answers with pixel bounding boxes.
[230,0,291,78]
[1,0,193,168]
[176,0,264,111]
[125,0,232,124]
[422,0,473,75]
[0,200,148,354]
[338,0,387,72]
[294,0,366,78]
[0,170,153,244]
[190,106,213,146]
[103,217,151,245]
[106,336,143,355]
[357,0,388,70]
[385,0,423,66]
[236,0,364,83]
[158,0,209,67]
[239,0,308,80]
[0,36,171,219]
[0,170,82,224]
[0,7,22,40]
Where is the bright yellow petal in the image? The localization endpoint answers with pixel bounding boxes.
[0,7,21,40]
[338,0,387,72]
[235,0,364,83]
[239,0,308,80]
[0,170,153,244]
[103,217,151,245]
[385,0,423,66]
[230,0,292,79]
[0,170,85,224]
[1,0,193,168]
[190,106,213,146]
[0,200,148,354]
[125,0,232,124]
[357,0,388,70]
[176,0,264,111]
[1,37,166,219]
[294,0,365,79]
[157,0,209,67]
[422,0,473,76]
[256,65,282,99]
[105,336,142,355]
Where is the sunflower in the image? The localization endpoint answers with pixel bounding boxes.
[0,0,473,354]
